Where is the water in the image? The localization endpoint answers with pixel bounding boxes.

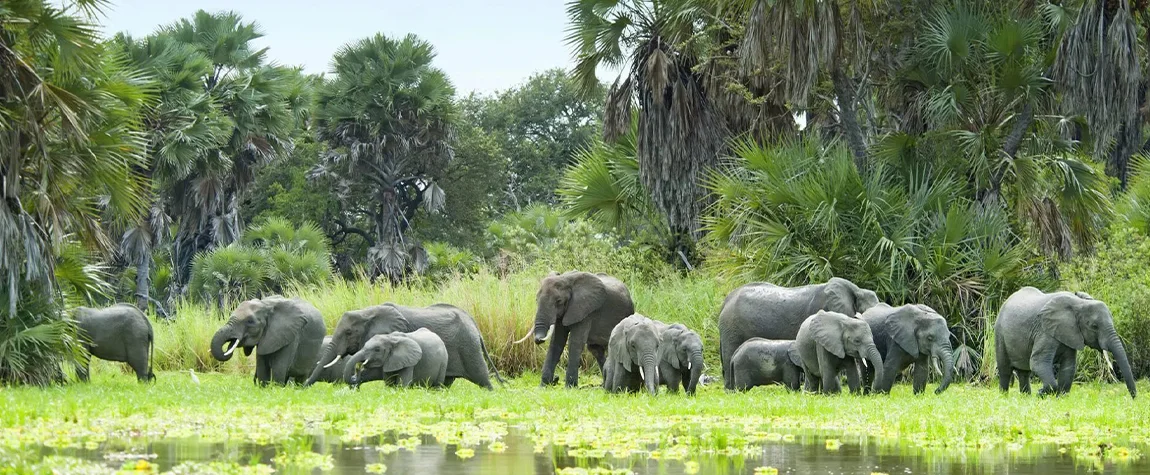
[23,430,1146,474]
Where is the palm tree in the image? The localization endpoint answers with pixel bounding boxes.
[312,34,456,281]
[566,0,727,263]
[0,0,150,384]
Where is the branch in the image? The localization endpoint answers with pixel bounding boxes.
[330,218,376,247]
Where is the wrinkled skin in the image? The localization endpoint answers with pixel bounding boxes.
[344,329,448,388]
[307,303,501,389]
[604,314,662,395]
[995,287,1136,399]
[795,310,885,394]
[74,304,154,382]
[210,297,325,386]
[718,278,881,390]
[731,338,803,391]
[529,271,634,388]
[656,324,705,395]
[860,304,955,394]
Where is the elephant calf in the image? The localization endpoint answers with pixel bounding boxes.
[657,324,705,395]
[344,329,448,388]
[74,304,154,382]
[604,314,663,394]
[995,287,1136,398]
[795,310,884,394]
[731,338,802,391]
[860,303,954,394]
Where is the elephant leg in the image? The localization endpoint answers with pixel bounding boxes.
[127,346,150,383]
[661,365,681,393]
[540,326,570,386]
[816,348,840,394]
[1055,350,1077,395]
[269,353,294,386]
[1029,344,1058,397]
[564,323,592,388]
[255,356,271,386]
[1016,370,1032,394]
[783,364,800,391]
[880,349,908,394]
[911,356,928,395]
[436,364,447,388]
[444,377,456,388]
[721,337,737,391]
[844,358,861,394]
[996,336,1012,393]
[589,345,607,374]
[397,366,415,388]
[462,342,494,390]
[803,367,820,393]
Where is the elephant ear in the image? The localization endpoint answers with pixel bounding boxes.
[888,306,921,356]
[825,278,856,316]
[383,336,423,372]
[609,322,632,371]
[659,325,685,370]
[1039,295,1085,350]
[786,342,804,368]
[563,273,606,327]
[811,312,846,358]
[257,299,308,356]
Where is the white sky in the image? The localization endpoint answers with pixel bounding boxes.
[95,0,594,94]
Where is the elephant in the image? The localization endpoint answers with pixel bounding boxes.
[603,314,662,395]
[210,296,326,386]
[995,287,1136,398]
[656,324,704,395]
[517,271,634,388]
[306,337,348,384]
[718,278,881,389]
[859,303,955,394]
[730,338,803,391]
[73,304,154,382]
[795,310,884,394]
[307,303,502,389]
[343,329,448,388]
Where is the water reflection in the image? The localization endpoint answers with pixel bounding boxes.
[29,429,1146,474]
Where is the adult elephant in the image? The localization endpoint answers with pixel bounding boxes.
[515,271,634,388]
[306,303,503,389]
[995,287,1136,398]
[211,297,326,386]
[860,303,954,394]
[73,304,154,382]
[718,278,881,390]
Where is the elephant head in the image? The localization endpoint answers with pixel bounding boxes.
[211,298,306,361]
[343,332,422,386]
[659,324,704,394]
[826,278,881,316]
[889,304,954,394]
[812,310,884,392]
[529,272,605,344]
[314,305,410,372]
[1039,293,1136,398]
[610,315,661,395]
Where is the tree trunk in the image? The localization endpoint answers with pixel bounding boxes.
[134,253,151,311]
[832,68,869,173]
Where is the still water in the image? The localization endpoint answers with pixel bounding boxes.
[26,429,1146,474]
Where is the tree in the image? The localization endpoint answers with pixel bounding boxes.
[313,34,456,280]
[0,0,150,384]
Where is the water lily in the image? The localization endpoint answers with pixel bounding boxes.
[754,467,779,475]
[825,439,842,451]
[366,463,388,473]
[456,447,475,459]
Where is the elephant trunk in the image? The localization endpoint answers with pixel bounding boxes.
[342,351,367,386]
[532,306,555,344]
[866,345,884,394]
[642,355,659,395]
[1106,329,1137,399]
[935,345,955,394]
[686,351,704,395]
[306,339,344,386]
[210,322,240,362]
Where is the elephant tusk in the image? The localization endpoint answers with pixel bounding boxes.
[513,329,533,344]
[362,357,370,367]
[687,361,691,371]
[224,338,241,357]
[932,357,942,376]
[861,358,868,368]
[639,367,645,380]
[543,325,554,341]
[323,354,343,369]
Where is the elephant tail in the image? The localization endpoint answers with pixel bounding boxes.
[480,337,505,386]
[145,315,155,382]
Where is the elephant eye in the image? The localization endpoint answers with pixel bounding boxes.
[926,334,934,341]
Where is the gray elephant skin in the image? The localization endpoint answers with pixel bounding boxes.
[523,271,634,388]
[603,314,662,394]
[795,310,884,394]
[860,303,954,394]
[718,278,881,390]
[308,303,502,389]
[306,337,348,384]
[731,338,802,391]
[995,287,1136,398]
[73,304,154,382]
[344,329,448,388]
[657,323,704,394]
[210,296,326,385]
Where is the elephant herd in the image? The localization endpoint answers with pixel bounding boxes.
[70,271,1137,399]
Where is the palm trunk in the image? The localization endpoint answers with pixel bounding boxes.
[1108,331,1137,399]
[134,254,151,311]
[866,346,884,394]
[832,68,868,173]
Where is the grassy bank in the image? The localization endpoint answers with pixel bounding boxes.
[149,269,732,376]
[1,373,1147,470]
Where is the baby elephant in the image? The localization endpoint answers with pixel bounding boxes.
[657,324,705,395]
[343,329,448,388]
[73,304,154,382]
[796,310,884,394]
[731,338,803,391]
[860,303,954,394]
[604,314,663,394]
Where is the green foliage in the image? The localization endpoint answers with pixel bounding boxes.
[424,242,482,281]
[1063,227,1150,380]
[0,289,84,386]
[1118,156,1150,234]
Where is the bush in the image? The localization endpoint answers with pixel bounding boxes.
[1062,226,1150,380]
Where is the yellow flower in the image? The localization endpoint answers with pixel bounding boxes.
[456,447,475,459]
[366,463,388,474]
[825,439,842,451]
[132,459,152,472]
[754,467,779,475]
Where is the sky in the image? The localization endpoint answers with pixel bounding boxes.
[96,0,587,94]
